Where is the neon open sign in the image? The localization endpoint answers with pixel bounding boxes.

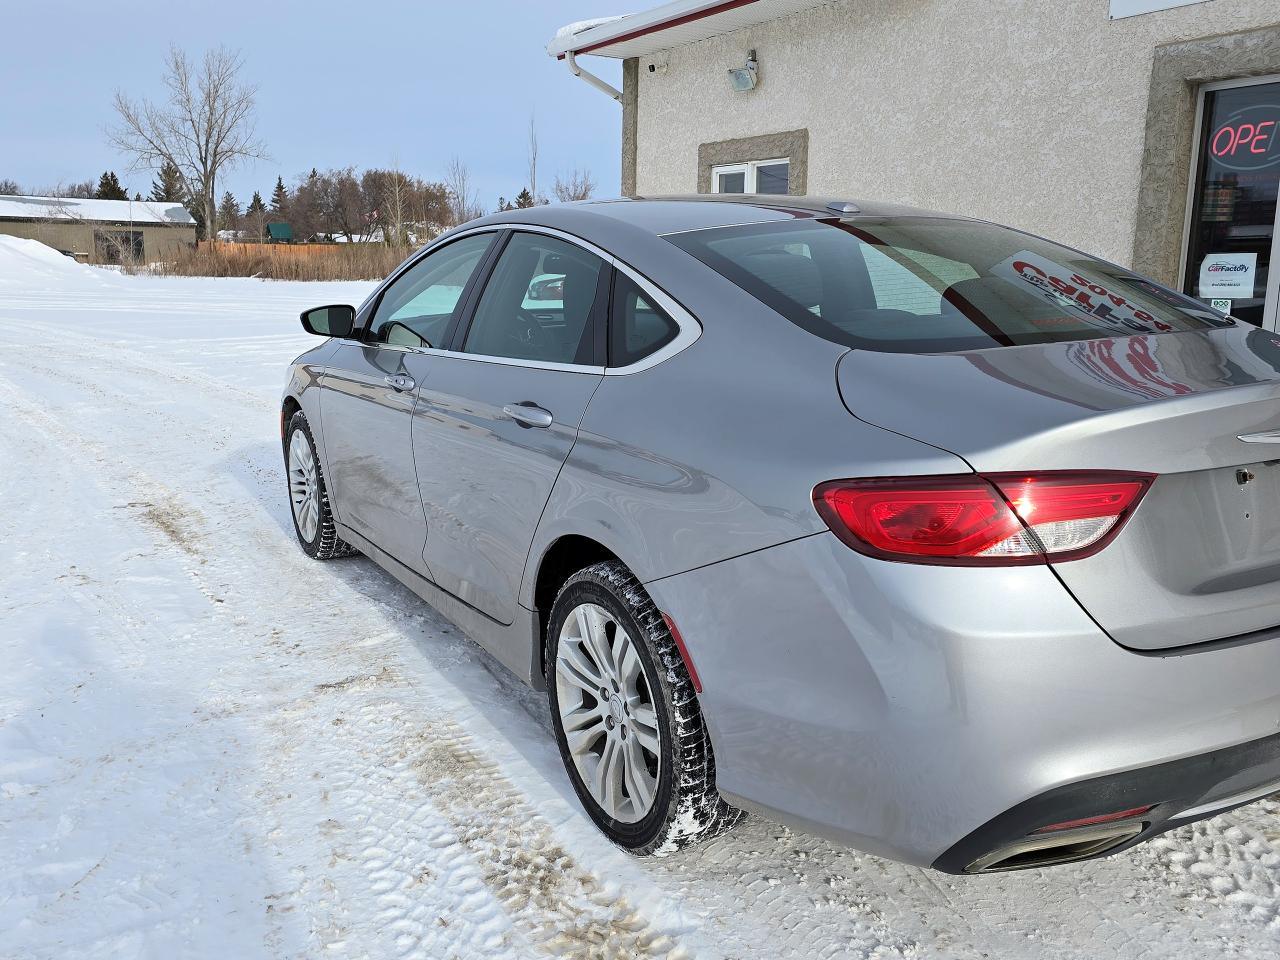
[1209,104,1280,171]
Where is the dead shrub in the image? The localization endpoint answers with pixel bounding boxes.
[127,242,414,281]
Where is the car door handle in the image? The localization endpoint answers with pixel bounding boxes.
[384,374,416,392]
[502,402,554,428]
[1239,429,1280,443]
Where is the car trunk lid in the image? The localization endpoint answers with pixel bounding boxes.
[837,326,1280,650]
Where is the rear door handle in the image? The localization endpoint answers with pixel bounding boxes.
[502,402,554,429]
[384,374,416,392]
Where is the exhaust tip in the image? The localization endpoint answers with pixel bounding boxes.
[965,821,1145,874]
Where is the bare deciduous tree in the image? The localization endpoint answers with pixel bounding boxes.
[32,180,96,199]
[444,157,484,226]
[110,46,266,243]
[528,113,539,203]
[317,167,365,242]
[380,164,411,247]
[554,169,596,203]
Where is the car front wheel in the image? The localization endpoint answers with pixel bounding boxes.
[285,410,355,561]
[547,561,742,855]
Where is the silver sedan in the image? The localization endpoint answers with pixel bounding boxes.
[281,196,1280,873]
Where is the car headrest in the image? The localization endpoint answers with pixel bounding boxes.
[739,250,822,310]
[944,276,1039,317]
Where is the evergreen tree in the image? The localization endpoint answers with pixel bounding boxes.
[217,191,241,234]
[149,160,185,202]
[245,190,267,240]
[95,171,129,200]
[514,188,535,209]
[270,176,289,214]
[134,192,142,201]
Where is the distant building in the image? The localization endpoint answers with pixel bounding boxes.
[0,195,196,264]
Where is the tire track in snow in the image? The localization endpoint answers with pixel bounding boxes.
[0,337,1058,960]
[0,319,270,405]
[0,369,704,959]
[8,295,1280,959]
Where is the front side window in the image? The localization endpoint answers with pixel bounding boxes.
[368,233,494,348]
[462,233,604,364]
[668,218,1232,353]
[610,272,678,367]
[712,159,790,195]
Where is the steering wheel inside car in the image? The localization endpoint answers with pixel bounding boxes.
[510,308,550,352]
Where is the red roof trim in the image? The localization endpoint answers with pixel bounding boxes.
[569,0,765,56]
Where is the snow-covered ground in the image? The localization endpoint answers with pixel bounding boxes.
[2,234,1279,959]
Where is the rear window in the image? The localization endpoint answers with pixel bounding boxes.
[667,217,1232,353]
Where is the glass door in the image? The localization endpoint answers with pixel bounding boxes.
[1183,76,1280,331]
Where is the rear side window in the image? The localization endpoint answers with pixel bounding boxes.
[463,232,604,365]
[610,272,678,367]
[667,218,1232,353]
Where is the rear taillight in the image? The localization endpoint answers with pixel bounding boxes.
[813,472,1153,566]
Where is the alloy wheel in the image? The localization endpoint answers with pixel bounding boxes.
[555,602,662,823]
[288,429,321,543]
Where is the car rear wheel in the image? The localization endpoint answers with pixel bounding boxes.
[547,561,742,855]
[285,411,355,560]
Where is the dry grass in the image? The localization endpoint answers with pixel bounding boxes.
[128,242,414,281]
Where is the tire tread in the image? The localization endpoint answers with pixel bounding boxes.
[286,411,357,561]
[553,560,744,856]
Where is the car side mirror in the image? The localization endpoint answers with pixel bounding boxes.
[300,304,356,339]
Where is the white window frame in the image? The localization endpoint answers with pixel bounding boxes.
[1179,73,1280,332]
[711,157,790,194]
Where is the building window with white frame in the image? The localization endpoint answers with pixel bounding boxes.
[712,158,790,195]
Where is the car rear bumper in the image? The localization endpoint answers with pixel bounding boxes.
[643,531,1280,869]
[934,730,1280,873]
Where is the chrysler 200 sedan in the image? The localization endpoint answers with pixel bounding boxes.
[281,196,1280,873]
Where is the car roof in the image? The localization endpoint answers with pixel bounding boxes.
[470,195,971,238]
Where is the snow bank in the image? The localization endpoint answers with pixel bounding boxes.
[0,235,122,291]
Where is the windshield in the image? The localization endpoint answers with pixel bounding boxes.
[667,217,1233,353]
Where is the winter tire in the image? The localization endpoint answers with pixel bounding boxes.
[285,410,356,560]
[547,560,742,855]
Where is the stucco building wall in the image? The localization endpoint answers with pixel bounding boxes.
[631,0,1280,274]
[0,220,196,263]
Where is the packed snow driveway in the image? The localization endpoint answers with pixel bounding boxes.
[2,236,1279,959]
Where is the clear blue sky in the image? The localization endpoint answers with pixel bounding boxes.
[0,0,623,208]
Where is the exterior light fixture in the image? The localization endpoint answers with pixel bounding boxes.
[729,50,758,92]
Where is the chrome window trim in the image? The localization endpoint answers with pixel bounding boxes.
[365,222,702,374]
[404,349,605,375]
[603,266,701,376]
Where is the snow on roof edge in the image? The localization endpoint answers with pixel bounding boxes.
[547,0,834,59]
[0,194,195,226]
